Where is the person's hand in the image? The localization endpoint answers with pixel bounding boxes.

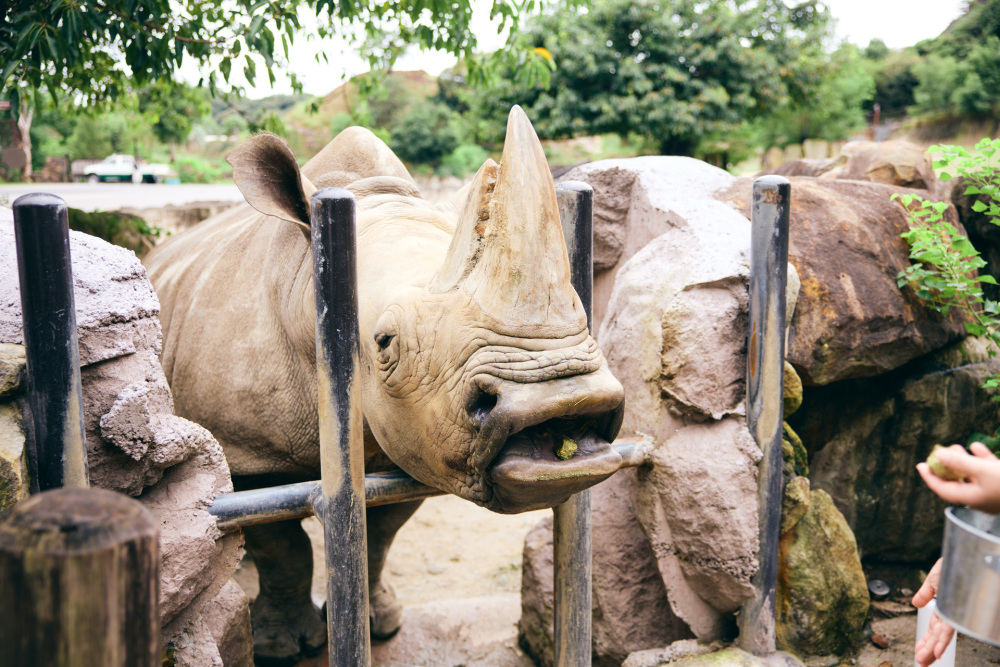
[915,611,956,667]
[917,442,1000,514]
[912,558,941,609]
[913,560,956,667]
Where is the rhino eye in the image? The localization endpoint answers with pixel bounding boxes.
[375,332,393,350]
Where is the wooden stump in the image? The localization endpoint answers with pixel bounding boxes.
[0,487,160,666]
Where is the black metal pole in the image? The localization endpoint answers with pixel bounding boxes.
[310,187,370,666]
[738,176,790,655]
[553,181,594,667]
[13,193,89,492]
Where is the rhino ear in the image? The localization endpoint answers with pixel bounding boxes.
[227,133,318,236]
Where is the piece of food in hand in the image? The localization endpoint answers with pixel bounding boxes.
[927,445,965,481]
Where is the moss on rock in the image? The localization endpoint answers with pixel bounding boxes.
[777,488,869,656]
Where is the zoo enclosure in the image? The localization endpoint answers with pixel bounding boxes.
[3,178,789,666]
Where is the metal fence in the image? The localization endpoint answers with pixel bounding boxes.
[3,176,789,666]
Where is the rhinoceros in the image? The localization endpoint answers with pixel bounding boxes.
[143,106,625,665]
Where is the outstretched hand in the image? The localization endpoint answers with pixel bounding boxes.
[913,560,956,667]
[916,442,1000,514]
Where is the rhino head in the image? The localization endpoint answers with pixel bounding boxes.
[228,106,625,513]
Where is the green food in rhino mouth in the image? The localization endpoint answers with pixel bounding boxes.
[556,437,578,460]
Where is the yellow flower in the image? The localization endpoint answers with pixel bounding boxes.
[533,47,553,61]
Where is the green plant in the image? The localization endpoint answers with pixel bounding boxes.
[67,208,164,256]
[896,138,1000,397]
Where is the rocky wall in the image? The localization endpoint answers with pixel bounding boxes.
[0,206,251,666]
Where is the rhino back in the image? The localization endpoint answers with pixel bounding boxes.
[145,204,322,475]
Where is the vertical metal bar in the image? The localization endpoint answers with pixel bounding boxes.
[553,181,594,667]
[310,188,370,666]
[13,193,89,492]
[738,176,790,655]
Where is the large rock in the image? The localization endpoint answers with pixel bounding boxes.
[760,140,938,193]
[0,208,250,665]
[714,177,969,385]
[624,644,804,667]
[776,480,869,656]
[593,162,763,639]
[559,157,737,329]
[788,336,1000,562]
[520,472,689,667]
[0,343,28,510]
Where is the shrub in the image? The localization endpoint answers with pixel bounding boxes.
[440,144,490,177]
[174,154,231,184]
[67,208,163,256]
[896,138,1000,396]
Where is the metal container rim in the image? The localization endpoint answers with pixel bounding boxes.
[946,506,1000,546]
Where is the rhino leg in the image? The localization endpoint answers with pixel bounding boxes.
[243,520,326,666]
[366,499,423,639]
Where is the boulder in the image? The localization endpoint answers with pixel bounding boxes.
[776,481,869,656]
[559,157,737,329]
[759,140,937,193]
[624,644,804,667]
[593,166,763,638]
[788,336,1000,562]
[0,343,28,511]
[829,140,936,190]
[714,177,969,385]
[763,156,846,179]
[519,472,688,667]
[0,208,250,665]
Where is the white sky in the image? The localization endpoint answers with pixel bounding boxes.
[201,0,968,99]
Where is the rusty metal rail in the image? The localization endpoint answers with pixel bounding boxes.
[209,438,651,532]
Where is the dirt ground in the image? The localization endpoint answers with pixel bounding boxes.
[233,495,1000,667]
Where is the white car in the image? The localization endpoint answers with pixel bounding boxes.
[82,154,175,184]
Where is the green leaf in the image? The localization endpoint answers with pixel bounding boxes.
[248,15,265,42]
[973,200,988,213]
[980,275,998,285]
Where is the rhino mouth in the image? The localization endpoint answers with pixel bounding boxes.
[462,359,625,513]
[484,415,623,513]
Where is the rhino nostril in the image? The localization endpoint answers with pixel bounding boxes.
[468,392,498,429]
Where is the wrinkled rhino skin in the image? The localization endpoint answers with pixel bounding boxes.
[144,107,625,664]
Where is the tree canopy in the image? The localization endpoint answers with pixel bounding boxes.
[465,0,831,155]
[1,0,556,114]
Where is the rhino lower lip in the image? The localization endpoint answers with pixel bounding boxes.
[484,424,622,511]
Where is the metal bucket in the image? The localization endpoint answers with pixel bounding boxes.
[937,507,1000,647]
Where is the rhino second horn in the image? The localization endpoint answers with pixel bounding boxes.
[432,106,585,331]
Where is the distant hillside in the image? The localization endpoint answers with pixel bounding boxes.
[282,70,440,156]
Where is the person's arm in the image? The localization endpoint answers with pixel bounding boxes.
[916,442,1000,514]
[913,559,955,667]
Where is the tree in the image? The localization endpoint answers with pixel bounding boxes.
[389,101,463,167]
[138,81,211,161]
[467,0,831,155]
[753,43,874,147]
[1,0,556,178]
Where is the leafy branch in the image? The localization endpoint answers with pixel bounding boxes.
[896,137,1000,398]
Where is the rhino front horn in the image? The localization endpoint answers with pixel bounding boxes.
[430,106,585,332]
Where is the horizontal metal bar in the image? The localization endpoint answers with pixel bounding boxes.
[210,438,652,532]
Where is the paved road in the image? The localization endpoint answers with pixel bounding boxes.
[0,182,243,212]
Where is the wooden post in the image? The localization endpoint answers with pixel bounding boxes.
[0,487,160,667]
